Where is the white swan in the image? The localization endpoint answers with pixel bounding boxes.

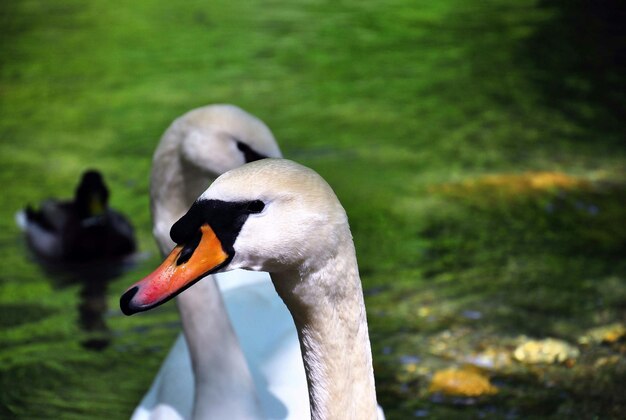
[132,105,309,419]
[122,159,383,420]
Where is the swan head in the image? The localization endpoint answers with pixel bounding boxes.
[121,159,350,315]
[177,105,282,178]
[151,104,283,253]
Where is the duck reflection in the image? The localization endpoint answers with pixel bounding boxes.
[16,169,137,350]
[47,260,136,350]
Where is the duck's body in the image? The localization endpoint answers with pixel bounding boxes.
[17,170,136,262]
[122,159,383,420]
[133,105,308,419]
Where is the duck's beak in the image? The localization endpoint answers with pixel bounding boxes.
[120,224,228,315]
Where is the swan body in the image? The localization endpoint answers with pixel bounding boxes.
[134,105,308,419]
[17,170,136,262]
[122,159,382,420]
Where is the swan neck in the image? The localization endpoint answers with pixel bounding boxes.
[151,144,215,253]
[271,241,378,420]
[150,132,260,418]
[176,277,261,419]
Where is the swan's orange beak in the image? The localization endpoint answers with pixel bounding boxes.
[120,224,228,315]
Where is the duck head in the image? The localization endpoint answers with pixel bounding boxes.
[75,170,109,218]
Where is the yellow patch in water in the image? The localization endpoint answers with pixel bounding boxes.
[429,368,498,397]
[579,323,626,345]
[433,171,589,196]
[513,338,579,364]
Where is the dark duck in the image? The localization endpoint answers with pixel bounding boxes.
[17,170,136,262]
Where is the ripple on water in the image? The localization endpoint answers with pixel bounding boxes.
[0,303,57,329]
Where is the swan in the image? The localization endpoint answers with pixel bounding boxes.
[17,169,136,261]
[133,104,309,419]
[121,159,383,420]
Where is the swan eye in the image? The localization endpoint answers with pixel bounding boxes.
[246,200,265,214]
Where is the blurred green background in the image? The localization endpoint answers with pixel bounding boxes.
[1,0,625,418]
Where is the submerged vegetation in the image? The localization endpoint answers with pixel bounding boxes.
[1,0,624,418]
[368,173,626,417]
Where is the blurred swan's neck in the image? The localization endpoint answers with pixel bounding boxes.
[271,236,378,420]
[150,141,261,418]
[177,277,261,419]
[151,143,215,254]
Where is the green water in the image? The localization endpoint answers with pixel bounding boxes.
[1,0,625,418]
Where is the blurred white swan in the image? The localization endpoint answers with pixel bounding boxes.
[131,104,309,419]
